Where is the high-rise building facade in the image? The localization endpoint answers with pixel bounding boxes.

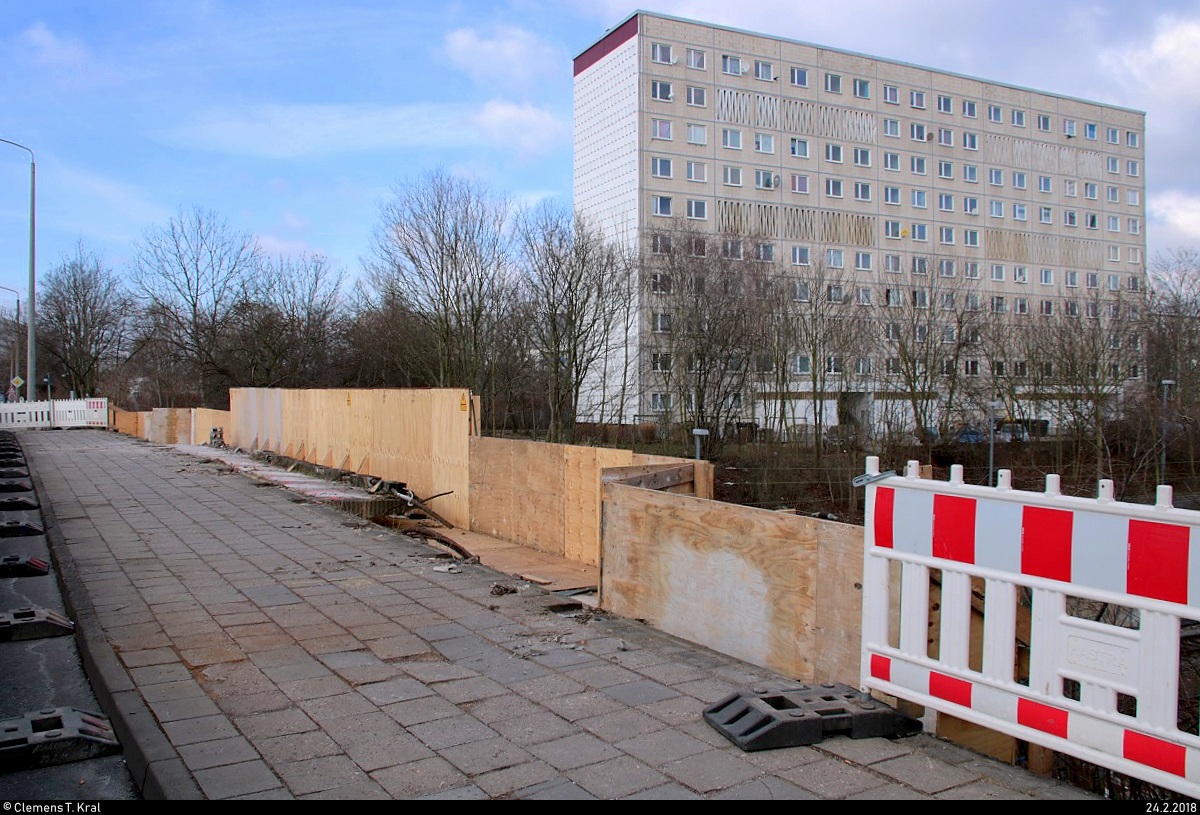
[574,11,1146,436]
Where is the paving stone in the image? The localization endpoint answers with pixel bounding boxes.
[660,749,764,794]
[509,672,587,701]
[279,674,353,701]
[542,690,626,721]
[514,777,598,800]
[162,714,241,746]
[635,661,710,685]
[782,756,892,798]
[298,691,380,722]
[601,679,680,707]
[259,730,344,764]
[357,676,435,705]
[529,648,604,669]
[527,732,622,771]
[371,757,471,798]
[300,778,391,800]
[870,752,984,794]
[617,729,712,764]
[149,694,223,723]
[129,663,195,685]
[568,755,668,799]
[398,657,479,684]
[435,675,512,704]
[194,760,283,800]
[622,782,703,800]
[439,736,533,775]
[408,715,498,750]
[418,785,490,800]
[846,783,932,799]
[816,734,915,765]
[473,760,559,797]
[576,708,667,743]
[382,695,462,727]
[934,779,1042,799]
[462,694,545,724]
[273,754,366,796]
[179,736,261,771]
[710,776,821,800]
[490,712,581,747]
[641,694,708,725]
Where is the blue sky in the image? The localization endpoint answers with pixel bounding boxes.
[1,0,1198,315]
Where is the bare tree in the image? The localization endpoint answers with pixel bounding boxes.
[39,242,133,398]
[366,170,515,410]
[130,207,262,406]
[517,203,630,441]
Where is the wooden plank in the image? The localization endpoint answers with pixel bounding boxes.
[812,515,869,684]
[606,464,695,492]
[601,483,819,680]
[562,446,600,566]
[602,462,691,483]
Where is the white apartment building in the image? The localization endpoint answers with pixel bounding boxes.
[574,11,1146,437]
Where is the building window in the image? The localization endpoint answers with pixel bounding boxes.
[911,156,927,175]
[963,100,978,118]
[651,80,673,101]
[722,128,742,149]
[790,138,809,158]
[853,78,870,98]
[825,143,843,163]
[1013,172,1027,190]
[722,166,742,186]
[963,132,978,150]
[1038,176,1052,193]
[754,60,774,81]
[939,259,956,277]
[1039,206,1052,223]
[1128,189,1140,206]
[1065,179,1077,196]
[964,262,980,279]
[651,352,671,372]
[1084,182,1098,199]
[652,119,672,140]
[754,242,774,262]
[650,392,669,411]
[1129,217,1141,235]
[853,147,871,167]
[652,196,672,216]
[966,360,980,377]
[650,272,672,294]
[883,84,898,104]
[938,193,953,211]
[755,169,778,190]
[912,190,927,208]
[885,254,902,273]
[1037,114,1051,132]
[990,201,1004,218]
[825,178,843,198]
[792,246,810,267]
[690,237,707,256]
[723,239,743,259]
[790,66,808,87]
[687,48,705,70]
[1108,245,1121,261]
[938,128,953,146]
[1106,156,1119,174]
[1040,300,1054,316]
[1128,131,1140,148]
[884,187,900,205]
[825,73,842,93]
[792,354,811,374]
[883,152,900,171]
[883,118,900,138]
[722,55,743,75]
[964,230,979,247]
[884,220,901,239]
[911,123,927,141]
[790,174,809,194]
[651,157,672,178]
[938,94,952,113]
[989,168,1003,186]
[652,313,671,333]
[991,264,1005,281]
[1065,270,1078,287]
[939,226,954,244]
[1064,210,1077,227]
[651,234,672,254]
[856,252,873,271]
[755,133,774,153]
[1064,119,1077,137]
[687,161,707,182]
[963,164,978,183]
[938,161,953,179]
[1085,123,1097,140]
[686,199,707,220]
[827,250,844,269]
[988,104,1002,123]
[1107,215,1120,232]
[1038,268,1052,285]
[963,196,978,215]
[854,182,872,201]
[687,123,707,145]
[911,90,926,109]
[1013,204,1027,221]
[651,43,673,64]
[686,86,706,107]
[1012,110,1026,127]
[1014,266,1028,284]
[1128,160,1140,177]
[1106,185,1119,203]
[911,223,928,242]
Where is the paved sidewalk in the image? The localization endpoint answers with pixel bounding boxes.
[24,429,1097,800]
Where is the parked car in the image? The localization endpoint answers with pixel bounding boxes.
[953,427,987,444]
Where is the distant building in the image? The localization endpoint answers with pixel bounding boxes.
[573,11,1146,438]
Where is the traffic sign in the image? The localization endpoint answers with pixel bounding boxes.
[10,376,23,388]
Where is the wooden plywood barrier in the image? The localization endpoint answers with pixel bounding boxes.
[147,408,192,445]
[109,407,148,438]
[469,437,712,567]
[229,388,473,528]
[600,483,863,682]
[190,409,231,445]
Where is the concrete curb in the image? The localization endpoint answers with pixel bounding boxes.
[31,432,204,800]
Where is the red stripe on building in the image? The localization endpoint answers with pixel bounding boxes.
[929,671,972,707]
[574,15,639,76]
[933,494,976,563]
[870,654,890,681]
[1124,730,1187,777]
[874,487,895,549]
[1021,506,1073,583]
[1017,698,1069,739]
[1127,519,1190,605]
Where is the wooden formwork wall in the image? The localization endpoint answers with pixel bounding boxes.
[469,437,713,567]
[147,408,192,445]
[600,483,864,683]
[229,388,473,528]
[190,409,232,445]
[109,407,149,438]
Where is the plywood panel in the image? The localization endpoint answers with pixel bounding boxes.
[812,516,869,684]
[601,483,820,679]
[190,409,231,445]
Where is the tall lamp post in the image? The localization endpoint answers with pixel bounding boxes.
[0,138,35,402]
[1161,379,1175,484]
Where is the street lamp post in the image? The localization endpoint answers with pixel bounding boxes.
[0,138,35,402]
[1161,379,1175,484]
[987,399,1004,487]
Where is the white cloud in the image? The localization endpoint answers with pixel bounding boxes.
[1100,13,1200,112]
[1149,190,1200,246]
[471,100,568,158]
[256,233,314,258]
[21,21,118,89]
[444,25,559,88]
[161,101,569,161]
